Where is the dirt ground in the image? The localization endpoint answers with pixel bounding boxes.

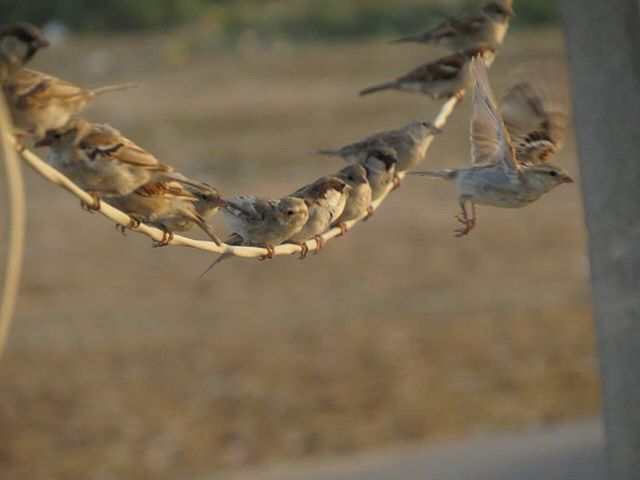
[0,29,600,479]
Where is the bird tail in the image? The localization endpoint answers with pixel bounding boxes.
[407,169,457,180]
[89,83,139,97]
[199,252,233,278]
[359,81,396,96]
[388,34,423,45]
[317,148,342,157]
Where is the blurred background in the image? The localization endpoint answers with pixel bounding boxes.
[0,1,600,479]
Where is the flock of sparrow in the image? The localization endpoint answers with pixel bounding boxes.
[0,0,573,272]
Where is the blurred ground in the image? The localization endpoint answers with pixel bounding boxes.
[0,29,600,479]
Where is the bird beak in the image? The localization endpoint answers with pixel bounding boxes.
[35,38,50,49]
[506,8,516,18]
[356,176,367,185]
[213,197,228,208]
[34,137,50,148]
[562,175,574,184]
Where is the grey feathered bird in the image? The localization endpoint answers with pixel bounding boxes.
[107,176,227,247]
[360,46,495,100]
[332,163,372,235]
[319,121,442,173]
[390,0,514,50]
[409,58,573,237]
[289,176,351,257]
[362,148,399,202]
[4,68,136,137]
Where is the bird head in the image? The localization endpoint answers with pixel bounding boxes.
[525,164,574,192]
[337,163,368,187]
[482,1,515,20]
[276,196,310,227]
[0,23,49,68]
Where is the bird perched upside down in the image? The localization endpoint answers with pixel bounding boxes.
[390,0,515,51]
[107,175,227,247]
[409,58,573,237]
[0,23,49,83]
[3,68,136,138]
[360,46,495,100]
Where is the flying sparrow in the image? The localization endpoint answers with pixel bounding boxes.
[390,0,515,50]
[200,195,310,273]
[319,121,442,173]
[289,176,352,257]
[409,58,573,237]
[331,163,372,234]
[107,175,227,247]
[3,68,136,138]
[499,61,570,165]
[0,23,49,82]
[35,120,176,208]
[360,46,495,100]
[362,148,399,203]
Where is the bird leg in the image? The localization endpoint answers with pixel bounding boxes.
[392,175,402,190]
[80,193,101,212]
[152,226,174,248]
[363,206,374,221]
[337,222,349,236]
[115,215,143,236]
[313,235,324,255]
[454,201,477,237]
[258,244,276,261]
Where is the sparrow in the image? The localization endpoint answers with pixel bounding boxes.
[319,121,442,173]
[0,23,49,82]
[362,148,399,203]
[390,0,515,50]
[200,195,310,274]
[35,120,175,208]
[107,175,226,247]
[3,68,136,138]
[499,61,570,165]
[409,58,573,237]
[359,46,495,100]
[331,163,372,234]
[289,176,352,257]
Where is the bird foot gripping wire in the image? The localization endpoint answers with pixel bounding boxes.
[152,226,174,248]
[80,193,101,213]
[115,215,142,236]
[258,244,276,261]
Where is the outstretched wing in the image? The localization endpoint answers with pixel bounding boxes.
[500,61,570,165]
[469,57,518,172]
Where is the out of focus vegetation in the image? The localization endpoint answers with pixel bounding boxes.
[1,0,559,38]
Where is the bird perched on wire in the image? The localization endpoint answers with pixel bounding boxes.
[3,68,136,138]
[499,61,570,165]
[107,175,227,247]
[331,163,372,235]
[0,23,49,83]
[362,148,399,203]
[360,46,495,100]
[35,120,180,209]
[319,121,442,173]
[409,58,573,237]
[289,176,351,258]
[390,0,515,51]
[200,195,310,275]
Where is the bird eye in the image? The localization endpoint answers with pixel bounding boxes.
[549,171,558,177]
[287,209,294,216]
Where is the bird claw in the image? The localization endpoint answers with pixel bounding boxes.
[363,206,374,222]
[152,227,174,248]
[80,194,101,213]
[259,244,276,260]
[392,175,402,190]
[453,218,476,237]
[337,223,348,237]
[116,215,142,236]
[313,235,324,255]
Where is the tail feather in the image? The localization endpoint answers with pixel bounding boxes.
[359,81,397,96]
[199,252,233,278]
[89,83,139,97]
[407,169,457,180]
[317,148,342,157]
[388,34,425,44]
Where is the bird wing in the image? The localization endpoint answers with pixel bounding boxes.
[400,54,465,83]
[500,61,570,164]
[8,69,87,107]
[80,125,170,171]
[433,13,488,39]
[135,181,197,201]
[225,195,276,224]
[469,57,519,172]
